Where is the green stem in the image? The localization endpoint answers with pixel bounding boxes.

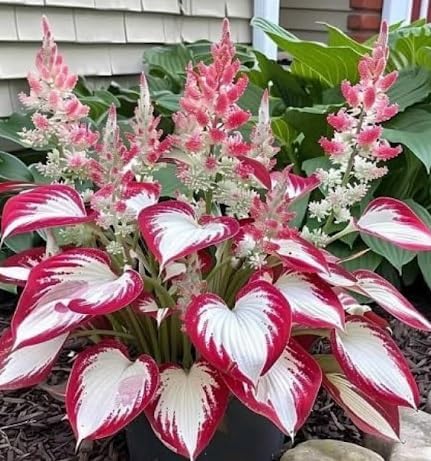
[325,220,357,245]
[182,333,193,369]
[125,308,151,354]
[159,321,170,362]
[71,329,135,341]
[323,108,366,234]
[144,316,162,363]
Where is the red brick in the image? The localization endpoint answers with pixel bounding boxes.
[350,31,375,42]
[348,13,381,31]
[350,0,383,10]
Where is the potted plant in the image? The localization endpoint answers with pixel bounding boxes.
[0,16,430,461]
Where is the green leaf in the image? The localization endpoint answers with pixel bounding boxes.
[251,17,362,87]
[302,156,331,176]
[0,281,17,294]
[3,232,37,253]
[249,51,311,107]
[289,194,310,229]
[0,113,34,147]
[144,44,192,83]
[154,93,181,114]
[387,67,431,111]
[271,117,298,148]
[325,23,370,55]
[418,251,431,290]
[0,151,33,181]
[342,250,383,272]
[285,105,340,157]
[153,164,186,197]
[361,234,416,273]
[388,23,431,70]
[383,107,431,171]
[404,199,431,226]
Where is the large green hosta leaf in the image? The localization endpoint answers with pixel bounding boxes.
[383,106,431,171]
[251,17,362,87]
[387,67,431,111]
[388,23,431,70]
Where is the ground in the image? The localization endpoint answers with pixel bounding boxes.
[0,291,430,461]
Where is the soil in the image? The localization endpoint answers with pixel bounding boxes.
[0,288,430,461]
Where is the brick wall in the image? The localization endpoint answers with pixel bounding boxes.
[348,0,383,42]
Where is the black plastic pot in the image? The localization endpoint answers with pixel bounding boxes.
[126,398,285,461]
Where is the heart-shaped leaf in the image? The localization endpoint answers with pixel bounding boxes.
[66,340,159,445]
[224,340,321,438]
[11,248,143,348]
[145,360,229,461]
[139,200,239,269]
[123,181,160,217]
[348,270,431,331]
[185,281,291,385]
[1,184,93,241]
[275,271,345,330]
[356,197,431,251]
[0,329,67,390]
[331,316,420,408]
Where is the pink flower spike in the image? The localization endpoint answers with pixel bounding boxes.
[357,126,382,146]
[356,197,431,251]
[331,316,420,408]
[373,141,402,160]
[327,111,353,132]
[66,340,159,446]
[138,200,239,270]
[185,281,291,386]
[319,137,345,156]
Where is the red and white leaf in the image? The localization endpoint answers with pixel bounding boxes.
[337,291,370,315]
[323,372,400,441]
[356,197,431,250]
[139,200,239,269]
[224,340,322,438]
[271,171,320,201]
[122,181,160,218]
[319,262,357,287]
[349,270,431,331]
[145,360,229,461]
[331,316,420,408]
[11,248,143,349]
[275,271,345,330]
[0,246,46,286]
[66,340,159,445]
[1,184,92,240]
[185,280,291,385]
[238,156,272,189]
[0,181,35,195]
[0,329,66,390]
[133,292,171,327]
[271,235,329,273]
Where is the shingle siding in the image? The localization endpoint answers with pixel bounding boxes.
[0,0,252,117]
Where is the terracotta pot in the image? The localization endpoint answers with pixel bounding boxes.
[126,398,285,461]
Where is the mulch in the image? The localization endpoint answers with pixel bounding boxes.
[0,290,430,461]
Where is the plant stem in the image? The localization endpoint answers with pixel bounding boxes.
[125,308,151,354]
[322,108,366,234]
[71,329,135,341]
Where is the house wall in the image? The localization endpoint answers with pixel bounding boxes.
[279,0,351,42]
[0,0,253,117]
